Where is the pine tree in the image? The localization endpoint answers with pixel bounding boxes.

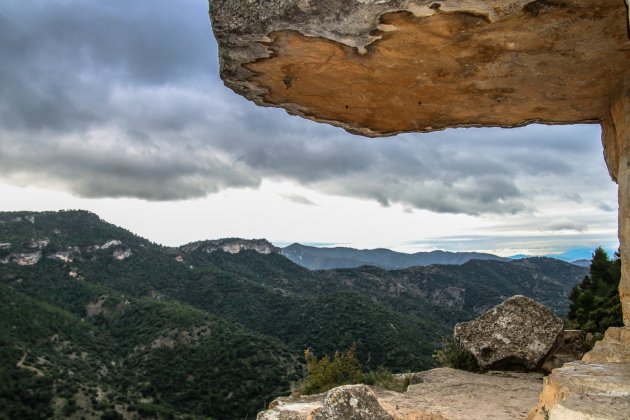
[568,247,623,334]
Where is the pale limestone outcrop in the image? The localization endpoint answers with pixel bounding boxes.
[454,295,563,371]
[2,251,43,266]
[257,368,543,419]
[112,248,132,261]
[178,238,281,255]
[100,239,122,250]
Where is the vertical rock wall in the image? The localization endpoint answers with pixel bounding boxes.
[602,76,630,327]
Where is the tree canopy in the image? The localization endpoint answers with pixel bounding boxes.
[568,247,623,334]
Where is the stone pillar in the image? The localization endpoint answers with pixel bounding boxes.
[582,109,630,360]
[602,76,630,326]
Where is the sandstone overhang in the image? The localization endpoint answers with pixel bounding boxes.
[211,0,630,137]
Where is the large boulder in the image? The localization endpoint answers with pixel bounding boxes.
[454,295,563,371]
[310,384,392,420]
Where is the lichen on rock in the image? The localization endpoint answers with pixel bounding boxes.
[311,384,392,420]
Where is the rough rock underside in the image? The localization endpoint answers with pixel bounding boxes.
[212,0,630,137]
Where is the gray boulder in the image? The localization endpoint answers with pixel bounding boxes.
[454,295,563,371]
[311,384,392,420]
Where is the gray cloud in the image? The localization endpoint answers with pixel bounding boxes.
[279,193,316,206]
[407,233,618,256]
[597,202,615,212]
[0,0,617,216]
[544,219,587,232]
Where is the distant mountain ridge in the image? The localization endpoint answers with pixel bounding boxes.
[570,259,592,267]
[282,243,509,270]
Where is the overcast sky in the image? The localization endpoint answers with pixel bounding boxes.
[0,0,619,259]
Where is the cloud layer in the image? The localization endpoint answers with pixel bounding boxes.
[0,0,617,218]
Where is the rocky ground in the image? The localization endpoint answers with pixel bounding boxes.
[258,368,545,420]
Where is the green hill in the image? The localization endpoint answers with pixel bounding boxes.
[0,210,587,418]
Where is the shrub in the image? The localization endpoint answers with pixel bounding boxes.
[297,345,363,395]
[361,367,410,393]
[296,344,412,395]
[432,338,479,372]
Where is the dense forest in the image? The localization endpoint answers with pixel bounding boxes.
[568,247,623,335]
[0,210,588,419]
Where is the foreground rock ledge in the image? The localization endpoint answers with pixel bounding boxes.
[257,368,543,419]
[211,0,630,137]
[529,361,630,420]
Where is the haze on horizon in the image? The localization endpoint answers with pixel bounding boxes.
[0,0,619,260]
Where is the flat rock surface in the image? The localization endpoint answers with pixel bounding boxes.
[258,368,544,419]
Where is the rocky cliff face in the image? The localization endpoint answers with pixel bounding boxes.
[0,232,134,266]
[177,238,281,255]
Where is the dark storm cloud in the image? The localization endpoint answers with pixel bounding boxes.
[0,0,215,131]
[0,0,615,215]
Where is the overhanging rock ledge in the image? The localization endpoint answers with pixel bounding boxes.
[211,0,630,137]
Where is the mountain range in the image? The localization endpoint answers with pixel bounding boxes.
[281,243,508,270]
[0,210,588,419]
[281,243,595,271]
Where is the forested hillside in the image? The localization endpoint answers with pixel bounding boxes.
[0,211,587,419]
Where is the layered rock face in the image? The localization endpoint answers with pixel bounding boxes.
[454,295,563,371]
[596,77,630,365]
[529,362,630,419]
[212,0,630,137]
